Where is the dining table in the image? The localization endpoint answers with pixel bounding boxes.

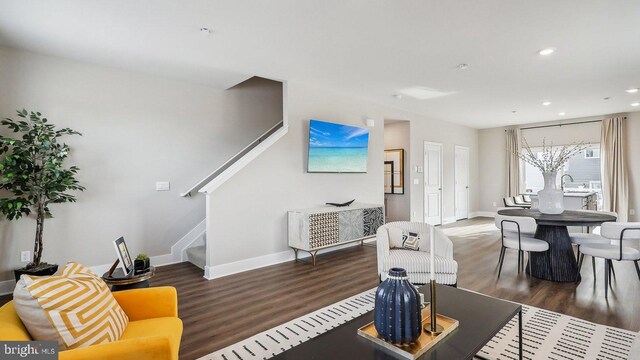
[497,209,617,282]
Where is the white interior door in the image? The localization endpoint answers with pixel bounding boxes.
[455,145,470,220]
[424,142,443,225]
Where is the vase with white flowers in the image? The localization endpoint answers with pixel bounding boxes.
[517,137,585,214]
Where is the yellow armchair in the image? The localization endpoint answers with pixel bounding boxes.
[0,286,182,360]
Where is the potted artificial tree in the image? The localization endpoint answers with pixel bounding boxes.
[0,109,84,281]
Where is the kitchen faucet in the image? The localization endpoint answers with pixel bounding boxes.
[560,174,574,191]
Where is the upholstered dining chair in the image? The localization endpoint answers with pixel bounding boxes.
[570,210,617,282]
[513,195,532,208]
[376,222,458,286]
[577,222,640,299]
[495,214,550,278]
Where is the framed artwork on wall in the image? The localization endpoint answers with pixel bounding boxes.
[384,149,404,194]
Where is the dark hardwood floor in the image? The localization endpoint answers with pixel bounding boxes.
[2,217,638,359]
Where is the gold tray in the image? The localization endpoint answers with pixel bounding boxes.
[357,305,459,359]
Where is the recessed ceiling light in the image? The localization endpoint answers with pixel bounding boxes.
[542,101,551,106]
[392,94,403,99]
[558,112,566,116]
[632,102,640,107]
[456,63,470,70]
[538,48,555,56]
[200,27,212,34]
[627,88,639,93]
[512,110,517,113]
[603,97,611,100]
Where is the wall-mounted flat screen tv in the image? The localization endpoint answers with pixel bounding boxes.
[307,119,369,173]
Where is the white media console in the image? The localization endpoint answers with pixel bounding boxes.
[288,203,384,265]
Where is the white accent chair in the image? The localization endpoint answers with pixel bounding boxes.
[577,222,640,298]
[569,210,618,282]
[495,214,550,277]
[376,222,458,285]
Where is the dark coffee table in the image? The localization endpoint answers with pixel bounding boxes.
[272,285,522,360]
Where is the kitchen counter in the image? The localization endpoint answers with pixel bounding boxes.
[528,191,596,198]
[528,192,599,233]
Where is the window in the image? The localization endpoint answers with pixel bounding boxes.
[523,143,602,209]
[585,148,600,159]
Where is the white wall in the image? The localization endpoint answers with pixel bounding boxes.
[0,46,481,282]
[207,82,480,268]
[0,47,282,281]
[478,113,640,221]
[384,121,410,222]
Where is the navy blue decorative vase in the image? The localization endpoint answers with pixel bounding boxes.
[374,268,422,344]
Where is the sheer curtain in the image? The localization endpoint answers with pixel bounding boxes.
[601,116,628,221]
[505,128,522,197]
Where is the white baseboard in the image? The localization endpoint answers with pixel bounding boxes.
[0,222,207,296]
[442,216,457,225]
[470,211,496,218]
[204,239,374,280]
[0,251,179,296]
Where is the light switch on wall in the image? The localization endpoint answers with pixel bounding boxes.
[631,209,636,216]
[413,178,419,185]
[156,181,170,191]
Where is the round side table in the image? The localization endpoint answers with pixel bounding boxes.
[102,266,155,291]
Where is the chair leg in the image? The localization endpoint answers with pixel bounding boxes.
[604,259,609,299]
[575,253,584,283]
[547,250,554,280]
[497,247,506,278]
[497,246,505,267]
[609,260,616,279]
[528,252,532,276]
[592,256,596,285]
[634,261,640,282]
[517,250,521,274]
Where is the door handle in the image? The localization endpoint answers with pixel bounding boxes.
[438,188,442,191]
[465,186,469,189]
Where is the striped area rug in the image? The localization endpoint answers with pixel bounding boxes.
[200,288,637,360]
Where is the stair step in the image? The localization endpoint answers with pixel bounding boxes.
[186,245,206,270]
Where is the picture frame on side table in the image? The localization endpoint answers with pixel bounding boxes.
[113,237,134,276]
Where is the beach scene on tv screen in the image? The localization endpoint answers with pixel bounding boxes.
[308,119,369,173]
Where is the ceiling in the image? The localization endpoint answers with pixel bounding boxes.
[0,0,639,129]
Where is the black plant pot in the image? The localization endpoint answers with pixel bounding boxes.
[14,263,59,282]
[134,259,150,275]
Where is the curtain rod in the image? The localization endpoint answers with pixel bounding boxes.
[504,119,602,132]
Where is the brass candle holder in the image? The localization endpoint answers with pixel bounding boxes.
[423,280,444,335]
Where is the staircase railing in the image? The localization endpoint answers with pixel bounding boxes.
[180,120,285,197]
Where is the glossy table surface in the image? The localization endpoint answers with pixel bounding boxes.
[497,209,617,226]
[272,285,521,360]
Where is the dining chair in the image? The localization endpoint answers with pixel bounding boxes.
[577,222,640,299]
[570,210,618,282]
[513,195,531,208]
[495,214,550,278]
